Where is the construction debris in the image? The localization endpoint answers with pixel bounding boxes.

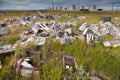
[103,40,120,47]
[0,21,6,27]
[100,17,111,22]
[63,55,78,69]
[0,45,16,54]
[0,28,9,36]
[13,57,39,77]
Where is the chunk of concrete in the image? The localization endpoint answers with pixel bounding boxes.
[63,55,78,69]
[65,28,72,35]
[110,40,120,47]
[79,23,88,31]
[103,41,112,47]
[0,28,9,35]
[35,37,46,46]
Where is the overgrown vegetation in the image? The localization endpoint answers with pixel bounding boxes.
[0,10,120,80]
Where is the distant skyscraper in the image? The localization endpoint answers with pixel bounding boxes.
[56,7,58,10]
[89,4,96,11]
[79,6,84,10]
[67,4,76,10]
[59,6,62,10]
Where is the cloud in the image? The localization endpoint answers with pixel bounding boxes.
[0,0,120,10]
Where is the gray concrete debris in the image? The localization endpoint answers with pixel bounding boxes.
[103,40,120,47]
[0,45,16,54]
[35,37,46,46]
[13,57,39,77]
[103,41,112,47]
[20,69,33,77]
[64,28,72,35]
[67,21,77,27]
[0,21,6,27]
[56,30,64,37]
[100,17,111,22]
[32,22,51,34]
[79,23,88,31]
[63,55,78,69]
[0,28,10,35]
[110,40,120,47]
[59,38,69,45]
[78,21,120,45]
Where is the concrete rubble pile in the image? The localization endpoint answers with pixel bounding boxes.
[13,57,39,77]
[79,23,100,44]
[0,14,84,55]
[0,14,120,56]
[3,13,56,28]
[12,51,42,77]
[15,20,78,46]
[78,21,120,47]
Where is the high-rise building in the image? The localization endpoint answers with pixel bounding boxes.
[59,6,62,10]
[79,6,84,10]
[89,4,96,11]
[67,4,76,10]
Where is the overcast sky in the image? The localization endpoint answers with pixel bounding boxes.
[0,0,120,10]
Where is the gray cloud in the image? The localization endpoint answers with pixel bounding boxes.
[0,0,120,10]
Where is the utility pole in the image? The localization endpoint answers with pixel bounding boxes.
[52,1,54,10]
[112,3,114,11]
[52,1,55,15]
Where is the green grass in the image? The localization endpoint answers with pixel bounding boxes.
[41,39,120,80]
[0,10,120,80]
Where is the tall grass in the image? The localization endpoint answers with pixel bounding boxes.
[0,10,120,80]
[41,39,120,79]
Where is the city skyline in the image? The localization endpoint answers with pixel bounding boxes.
[0,0,120,10]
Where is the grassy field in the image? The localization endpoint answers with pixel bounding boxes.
[0,10,120,80]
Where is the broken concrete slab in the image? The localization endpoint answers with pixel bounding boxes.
[103,41,112,47]
[67,21,77,27]
[35,37,46,46]
[100,17,111,22]
[64,28,72,35]
[0,28,10,36]
[13,57,39,77]
[79,23,88,31]
[56,30,64,37]
[110,40,120,47]
[103,40,120,47]
[63,55,78,70]
[0,45,16,54]
[59,38,69,45]
[20,69,33,77]
[89,24,99,32]
[0,21,7,27]
[86,33,93,44]
[21,60,33,69]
